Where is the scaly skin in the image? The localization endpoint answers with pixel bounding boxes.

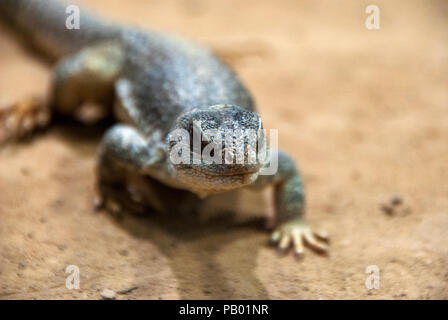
[0,0,328,257]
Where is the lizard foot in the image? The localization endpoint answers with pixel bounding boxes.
[0,97,50,146]
[96,183,149,217]
[270,219,329,257]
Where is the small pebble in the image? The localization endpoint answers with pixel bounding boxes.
[391,195,403,206]
[100,289,116,300]
[380,204,394,216]
[57,244,68,251]
[117,286,138,295]
[93,196,104,210]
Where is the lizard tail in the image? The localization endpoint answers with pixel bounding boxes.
[0,0,119,61]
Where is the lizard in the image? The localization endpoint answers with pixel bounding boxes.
[0,0,329,257]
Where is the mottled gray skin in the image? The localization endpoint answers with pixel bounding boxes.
[0,0,328,256]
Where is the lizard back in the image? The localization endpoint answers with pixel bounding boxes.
[119,29,255,136]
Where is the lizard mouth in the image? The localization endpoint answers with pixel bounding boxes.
[175,165,261,195]
[182,165,260,177]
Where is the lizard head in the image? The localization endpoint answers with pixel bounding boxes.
[168,104,267,197]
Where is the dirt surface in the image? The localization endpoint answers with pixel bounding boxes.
[1,0,447,300]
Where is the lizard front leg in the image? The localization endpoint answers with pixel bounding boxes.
[52,41,124,122]
[254,151,329,257]
[96,124,166,215]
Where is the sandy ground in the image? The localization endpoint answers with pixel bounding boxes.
[0,0,447,300]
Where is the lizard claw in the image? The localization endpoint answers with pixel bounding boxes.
[93,194,105,210]
[270,220,329,257]
[96,182,149,217]
[0,97,50,146]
